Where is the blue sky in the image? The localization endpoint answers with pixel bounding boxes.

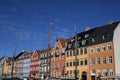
[0,0,120,57]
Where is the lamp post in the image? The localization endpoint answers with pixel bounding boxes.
[75,30,78,80]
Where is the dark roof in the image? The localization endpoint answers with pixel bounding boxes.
[88,21,120,46]
[15,51,26,59]
[66,28,96,50]
[66,21,120,50]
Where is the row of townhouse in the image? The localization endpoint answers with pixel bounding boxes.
[65,21,120,80]
[0,21,120,80]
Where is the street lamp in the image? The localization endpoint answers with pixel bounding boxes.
[75,31,78,80]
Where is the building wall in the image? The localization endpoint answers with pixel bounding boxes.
[51,39,69,79]
[113,23,120,75]
[88,42,115,80]
[30,50,40,78]
[66,47,89,80]
[40,52,47,79]
[3,60,8,75]
[51,48,66,78]
[23,58,30,77]
[0,61,4,77]
[16,58,23,78]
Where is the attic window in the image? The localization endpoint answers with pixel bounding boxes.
[102,33,109,40]
[71,39,74,42]
[68,44,72,49]
[92,36,98,42]
[78,37,81,40]
[82,40,86,45]
[92,38,95,42]
[85,34,89,38]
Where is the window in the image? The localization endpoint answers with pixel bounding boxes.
[77,59,79,66]
[82,40,86,45]
[92,38,95,42]
[84,58,87,65]
[102,57,106,64]
[67,51,69,57]
[102,33,109,40]
[108,68,113,76]
[70,60,72,66]
[73,59,79,66]
[102,45,106,52]
[84,47,87,54]
[102,69,107,76]
[70,50,72,56]
[66,61,69,67]
[80,48,83,55]
[96,58,100,64]
[80,58,83,66]
[77,49,79,55]
[92,36,98,42]
[91,69,95,75]
[73,50,75,56]
[108,44,112,50]
[90,48,94,54]
[78,37,81,40]
[73,60,75,66]
[97,69,101,76]
[96,46,100,52]
[90,58,95,65]
[70,70,72,77]
[85,34,89,38]
[68,44,72,49]
[108,56,112,64]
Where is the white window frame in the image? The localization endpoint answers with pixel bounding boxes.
[96,46,100,52]
[102,45,106,52]
[108,44,112,50]
[108,56,112,64]
[90,48,94,54]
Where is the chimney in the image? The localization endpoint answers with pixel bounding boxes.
[85,27,90,31]
[108,20,113,24]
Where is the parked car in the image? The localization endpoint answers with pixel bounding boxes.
[10,77,22,80]
[1,77,22,80]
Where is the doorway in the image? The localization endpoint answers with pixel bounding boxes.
[82,71,87,80]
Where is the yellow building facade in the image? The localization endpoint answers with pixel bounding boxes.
[3,59,8,76]
[66,47,89,80]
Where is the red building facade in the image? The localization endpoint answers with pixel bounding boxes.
[30,50,41,79]
[50,38,71,78]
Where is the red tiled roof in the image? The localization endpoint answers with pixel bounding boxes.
[58,38,72,47]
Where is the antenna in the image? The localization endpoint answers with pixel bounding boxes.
[108,20,113,24]
[11,35,18,77]
[46,21,53,78]
[48,22,53,48]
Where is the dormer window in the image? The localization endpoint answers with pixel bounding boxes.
[68,44,72,49]
[78,37,81,40]
[92,36,98,42]
[82,40,86,45]
[85,34,89,38]
[71,39,75,42]
[102,33,109,40]
[92,38,95,42]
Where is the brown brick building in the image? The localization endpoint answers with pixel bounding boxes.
[30,50,41,79]
[50,38,71,79]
